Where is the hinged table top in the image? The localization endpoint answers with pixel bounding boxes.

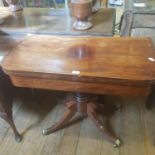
[2,35,155,85]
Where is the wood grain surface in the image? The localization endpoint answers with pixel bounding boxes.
[2,35,155,84]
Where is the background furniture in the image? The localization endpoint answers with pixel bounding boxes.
[0,35,24,142]
[119,10,155,109]
[120,10,155,41]
[3,0,59,8]
[125,0,155,12]
[0,7,115,36]
[0,69,22,142]
[2,0,108,10]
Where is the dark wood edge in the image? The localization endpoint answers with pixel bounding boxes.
[2,68,154,86]
[9,75,151,97]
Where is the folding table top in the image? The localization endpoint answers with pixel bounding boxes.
[2,35,155,85]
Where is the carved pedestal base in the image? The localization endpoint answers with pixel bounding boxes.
[43,93,120,147]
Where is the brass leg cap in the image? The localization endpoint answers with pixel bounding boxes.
[15,134,22,143]
[42,129,48,135]
[42,128,53,135]
[113,139,121,148]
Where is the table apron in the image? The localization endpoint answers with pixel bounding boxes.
[9,75,151,97]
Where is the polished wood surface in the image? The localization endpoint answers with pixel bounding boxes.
[0,7,115,36]
[2,35,155,85]
[0,34,24,65]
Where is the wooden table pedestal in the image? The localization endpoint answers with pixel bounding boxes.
[42,93,120,147]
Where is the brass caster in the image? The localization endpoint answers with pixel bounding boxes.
[42,128,53,135]
[15,134,22,143]
[113,139,121,148]
[42,129,48,135]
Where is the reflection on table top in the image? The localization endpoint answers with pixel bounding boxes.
[0,7,115,36]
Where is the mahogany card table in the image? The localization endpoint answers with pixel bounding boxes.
[2,35,155,147]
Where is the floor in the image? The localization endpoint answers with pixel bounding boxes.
[0,1,155,155]
[0,90,155,155]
